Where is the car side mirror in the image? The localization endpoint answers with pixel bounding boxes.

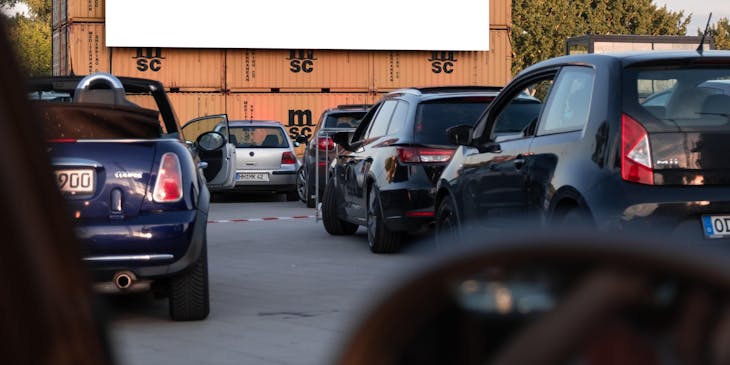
[293,141,301,148]
[446,124,473,146]
[295,134,309,144]
[333,131,353,151]
[196,131,226,152]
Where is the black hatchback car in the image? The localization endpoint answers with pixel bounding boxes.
[296,104,370,208]
[322,87,498,253]
[435,51,730,244]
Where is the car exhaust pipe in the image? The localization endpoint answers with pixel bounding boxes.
[113,271,135,290]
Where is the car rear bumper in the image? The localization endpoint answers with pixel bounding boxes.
[77,208,207,281]
[379,187,436,232]
[588,179,730,243]
[232,170,297,192]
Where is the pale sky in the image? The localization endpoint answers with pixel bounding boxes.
[655,0,730,35]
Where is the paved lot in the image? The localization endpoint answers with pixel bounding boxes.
[105,193,435,365]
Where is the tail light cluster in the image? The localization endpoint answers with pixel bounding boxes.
[621,114,654,185]
[153,152,183,203]
[397,147,454,164]
[317,136,335,151]
[281,151,297,166]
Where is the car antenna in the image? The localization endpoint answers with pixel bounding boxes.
[697,12,713,55]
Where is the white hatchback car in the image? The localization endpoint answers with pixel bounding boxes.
[216,120,301,200]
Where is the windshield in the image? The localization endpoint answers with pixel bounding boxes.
[626,68,730,132]
[414,97,492,145]
[324,112,366,129]
[229,126,290,148]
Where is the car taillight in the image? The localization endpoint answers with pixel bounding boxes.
[281,151,297,165]
[153,152,183,203]
[317,136,334,151]
[397,147,454,164]
[621,114,654,185]
[47,138,77,143]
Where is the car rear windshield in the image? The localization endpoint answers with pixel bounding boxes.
[229,126,290,148]
[324,112,366,129]
[414,97,492,146]
[625,67,730,132]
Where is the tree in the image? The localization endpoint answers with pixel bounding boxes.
[1,0,51,77]
[511,0,691,74]
[700,17,730,50]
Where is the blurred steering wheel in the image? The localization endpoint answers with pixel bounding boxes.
[332,233,730,365]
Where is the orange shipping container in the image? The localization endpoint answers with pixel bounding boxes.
[226,93,373,155]
[111,47,225,91]
[372,30,512,91]
[53,0,105,29]
[490,0,511,27]
[226,49,371,92]
[52,22,110,76]
[126,93,226,126]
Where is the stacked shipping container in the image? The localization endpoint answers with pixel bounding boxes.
[52,0,512,156]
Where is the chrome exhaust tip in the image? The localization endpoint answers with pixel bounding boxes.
[113,271,135,290]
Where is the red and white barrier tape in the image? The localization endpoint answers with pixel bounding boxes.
[208,215,316,224]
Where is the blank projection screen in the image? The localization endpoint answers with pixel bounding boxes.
[105,0,490,51]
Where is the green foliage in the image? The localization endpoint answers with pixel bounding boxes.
[701,17,730,50]
[1,0,51,76]
[511,0,691,74]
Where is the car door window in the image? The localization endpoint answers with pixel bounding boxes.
[537,66,596,135]
[366,100,398,139]
[386,101,409,135]
[488,76,556,142]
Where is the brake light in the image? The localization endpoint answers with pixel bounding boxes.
[47,138,77,143]
[621,114,654,185]
[281,151,297,165]
[397,147,454,164]
[153,153,183,203]
[317,136,335,151]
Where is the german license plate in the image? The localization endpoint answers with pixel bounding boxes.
[236,172,270,182]
[702,215,730,239]
[55,169,95,195]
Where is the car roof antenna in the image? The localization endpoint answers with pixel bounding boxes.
[697,12,713,55]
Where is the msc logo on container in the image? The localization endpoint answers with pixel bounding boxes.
[287,109,314,139]
[134,48,165,72]
[288,50,317,73]
[429,52,458,74]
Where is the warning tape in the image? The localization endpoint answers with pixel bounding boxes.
[208,215,316,224]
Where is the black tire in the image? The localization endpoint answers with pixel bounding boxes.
[434,194,461,250]
[169,241,210,321]
[296,167,307,203]
[367,186,401,253]
[322,178,359,235]
[553,207,594,231]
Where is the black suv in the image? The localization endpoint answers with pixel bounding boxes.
[322,87,498,253]
[296,104,370,208]
[435,51,730,244]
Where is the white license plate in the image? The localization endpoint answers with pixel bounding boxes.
[702,215,730,239]
[55,169,95,194]
[236,172,270,182]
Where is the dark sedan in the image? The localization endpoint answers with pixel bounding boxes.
[297,104,370,208]
[322,87,498,253]
[435,50,730,246]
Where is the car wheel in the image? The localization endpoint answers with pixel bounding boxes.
[296,167,308,203]
[169,240,210,321]
[305,170,317,208]
[322,178,359,235]
[435,195,461,250]
[367,186,401,254]
[554,206,594,231]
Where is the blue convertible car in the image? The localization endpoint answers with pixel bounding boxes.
[28,73,235,321]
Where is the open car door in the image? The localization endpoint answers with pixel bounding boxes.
[182,114,235,191]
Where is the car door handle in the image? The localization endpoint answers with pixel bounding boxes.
[514,155,526,170]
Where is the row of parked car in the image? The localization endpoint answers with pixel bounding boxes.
[297,50,730,254]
